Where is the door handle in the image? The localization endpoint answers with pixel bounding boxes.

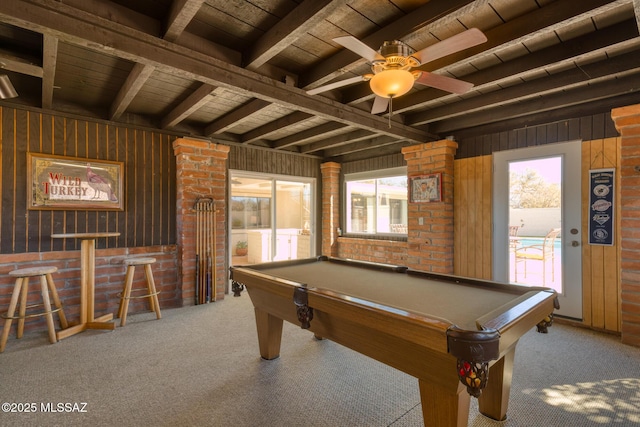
[571,240,580,247]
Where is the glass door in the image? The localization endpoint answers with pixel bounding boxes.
[230,172,314,268]
[493,141,582,319]
[274,180,312,261]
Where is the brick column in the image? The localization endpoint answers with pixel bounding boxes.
[173,138,230,305]
[611,104,640,347]
[320,162,341,257]
[402,140,457,273]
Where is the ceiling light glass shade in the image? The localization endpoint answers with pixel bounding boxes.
[369,69,414,98]
[0,75,18,99]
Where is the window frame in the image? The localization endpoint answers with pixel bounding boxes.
[343,167,408,238]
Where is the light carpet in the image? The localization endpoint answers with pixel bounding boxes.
[1,294,639,426]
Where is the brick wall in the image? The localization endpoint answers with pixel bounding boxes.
[402,140,457,273]
[0,245,178,334]
[173,138,229,305]
[611,104,640,347]
[320,162,341,257]
[337,237,407,265]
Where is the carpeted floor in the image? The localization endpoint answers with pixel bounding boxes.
[1,294,639,426]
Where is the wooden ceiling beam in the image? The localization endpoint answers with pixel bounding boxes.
[204,99,271,135]
[300,0,481,89]
[322,135,401,157]
[240,111,313,143]
[301,129,376,153]
[111,0,203,123]
[407,49,640,126]
[41,34,57,109]
[419,0,629,75]
[161,83,216,129]
[431,71,640,133]
[109,63,155,120]
[244,0,345,70]
[0,49,42,77]
[164,0,205,42]
[342,0,633,110]
[0,0,431,143]
[451,91,640,139]
[60,0,160,35]
[272,122,348,149]
[394,18,639,114]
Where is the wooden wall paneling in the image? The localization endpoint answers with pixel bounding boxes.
[547,121,558,144]
[152,132,161,245]
[104,124,118,248]
[0,107,177,255]
[77,120,89,236]
[136,129,146,247]
[51,115,65,252]
[568,118,581,140]
[453,158,463,275]
[152,133,161,246]
[124,127,136,248]
[27,110,41,253]
[592,113,606,140]
[455,158,469,276]
[581,115,593,141]
[39,114,53,252]
[14,109,27,254]
[603,137,621,331]
[116,126,127,248]
[168,133,177,245]
[581,140,593,326]
[468,155,478,278]
[481,155,492,280]
[590,138,606,329]
[0,108,11,253]
[87,121,98,237]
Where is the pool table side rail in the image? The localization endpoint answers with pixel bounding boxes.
[406,267,555,296]
[231,264,455,353]
[230,259,558,356]
[241,275,462,385]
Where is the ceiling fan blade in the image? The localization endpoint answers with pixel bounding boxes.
[333,36,384,63]
[306,75,366,95]
[412,28,487,65]
[371,96,389,114]
[415,72,474,94]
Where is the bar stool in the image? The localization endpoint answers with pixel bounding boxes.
[1,266,68,353]
[117,257,162,326]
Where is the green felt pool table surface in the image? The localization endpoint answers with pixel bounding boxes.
[255,259,539,330]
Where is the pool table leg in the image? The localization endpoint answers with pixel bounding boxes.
[478,346,516,421]
[254,307,283,360]
[418,379,470,427]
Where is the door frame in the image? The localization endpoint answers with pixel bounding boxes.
[228,170,316,268]
[493,140,583,319]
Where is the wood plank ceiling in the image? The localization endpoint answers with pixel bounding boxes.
[0,0,638,162]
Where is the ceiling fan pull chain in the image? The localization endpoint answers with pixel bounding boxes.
[388,96,393,128]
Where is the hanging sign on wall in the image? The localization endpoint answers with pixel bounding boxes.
[588,168,614,246]
[27,153,124,210]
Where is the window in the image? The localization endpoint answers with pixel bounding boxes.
[345,167,408,235]
[231,196,271,229]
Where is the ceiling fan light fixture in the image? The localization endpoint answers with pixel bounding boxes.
[0,75,18,99]
[369,69,414,98]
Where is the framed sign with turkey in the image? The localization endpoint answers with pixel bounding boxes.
[27,153,123,210]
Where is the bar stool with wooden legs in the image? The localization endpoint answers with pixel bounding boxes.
[117,257,162,327]
[1,266,68,353]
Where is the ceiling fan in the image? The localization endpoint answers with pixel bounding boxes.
[307,28,487,115]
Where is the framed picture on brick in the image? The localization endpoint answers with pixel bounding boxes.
[410,173,442,203]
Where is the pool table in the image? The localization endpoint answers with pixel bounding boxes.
[230,256,558,427]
